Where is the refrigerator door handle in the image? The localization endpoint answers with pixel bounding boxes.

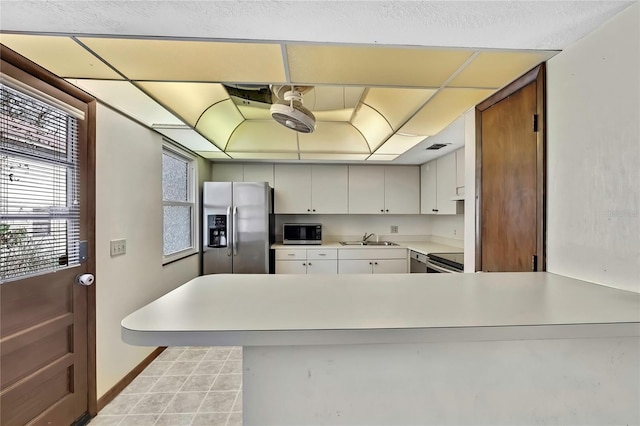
[226,206,232,257]
[233,205,238,256]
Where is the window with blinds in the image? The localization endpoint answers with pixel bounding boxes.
[0,82,80,282]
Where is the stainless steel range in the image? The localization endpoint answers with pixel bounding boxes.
[426,252,464,273]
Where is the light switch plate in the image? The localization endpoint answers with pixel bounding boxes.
[390,225,399,234]
[110,239,126,256]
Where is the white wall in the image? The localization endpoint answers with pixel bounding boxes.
[463,109,477,272]
[547,3,639,292]
[430,215,464,248]
[95,105,207,398]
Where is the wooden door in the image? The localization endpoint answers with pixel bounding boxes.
[476,64,545,272]
[0,48,96,425]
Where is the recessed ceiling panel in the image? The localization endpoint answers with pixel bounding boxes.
[0,34,122,79]
[195,99,244,150]
[67,79,183,126]
[303,86,363,111]
[449,51,556,88]
[298,122,369,153]
[154,127,220,152]
[78,38,286,82]
[367,154,399,161]
[237,105,272,120]
[226,121,298,152]
[351,104,393,151]
[228,152,299,160]
[313,109,354,122]
[300,153,370,161]
[287,45,473,86]
[400,88,495,136]
[138,82,230,126]
[375,134,427,155]
[362,87,438,130]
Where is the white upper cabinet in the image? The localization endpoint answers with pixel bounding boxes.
[350,166,419,214]
[274,165,313,213]
[420,150,459,215]
[384,166,420,214]
[244,163,275,187]
[210,163,275,186]
[311,165,348,214]
[348,166,386,214]
[211,163,243,182]
[455,147,465,195]
[274,164,348,214]
[420,161,437,214]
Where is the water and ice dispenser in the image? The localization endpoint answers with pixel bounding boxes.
[208,215,227,248]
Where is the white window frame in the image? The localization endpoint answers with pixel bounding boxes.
[162,141,198,264]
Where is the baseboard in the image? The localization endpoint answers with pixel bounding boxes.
[96,347,166,412]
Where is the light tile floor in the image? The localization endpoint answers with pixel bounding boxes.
[90,347,242,426]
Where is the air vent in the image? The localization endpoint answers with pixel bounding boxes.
[426,143,450,150]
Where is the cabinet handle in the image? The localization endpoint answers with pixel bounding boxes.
[287,253,295,256]
[308,262,312,266]
[385,209,389,212]
[369,262,373,265]
[380,209,384,212]
[307,209,311,212]
[374,262,378,265]
[302,262,306,266]
[312,209,316,212]
[319,253,326,256]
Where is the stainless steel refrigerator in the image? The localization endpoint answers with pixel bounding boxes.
[202,182,274,274]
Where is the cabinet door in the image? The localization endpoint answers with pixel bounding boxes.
[384,166,419,214]
[373,259,408,273]
[455,147,465,190]
[348,166,385,214]
[338,259,373,274]
[311,165,348,214]
[276,260,308,274]
[420,162,437,214]
[244,164,274,187]
[211,163,243,182]
[274,165,312,213]
[436,151,458,215]
[306,260,338,275]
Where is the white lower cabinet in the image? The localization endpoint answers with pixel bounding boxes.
[276,249,338,274]
[338,248,408,274]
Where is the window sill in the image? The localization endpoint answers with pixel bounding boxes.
[163,249,199,266]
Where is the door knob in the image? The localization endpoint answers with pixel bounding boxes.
[76,273,95,286]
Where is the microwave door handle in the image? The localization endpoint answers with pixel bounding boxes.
[233,206,238,256]
[226,206,232,257]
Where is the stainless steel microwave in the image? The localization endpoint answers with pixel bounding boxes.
[283,223,322,245]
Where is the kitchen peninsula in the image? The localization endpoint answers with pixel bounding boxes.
[122,273,640,425]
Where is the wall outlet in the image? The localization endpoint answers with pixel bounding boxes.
[453,229,457,236]
[110,239,127,256]
[390,225,399,234]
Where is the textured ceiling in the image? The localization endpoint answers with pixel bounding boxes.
[0,1,633,164]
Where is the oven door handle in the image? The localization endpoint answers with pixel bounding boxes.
[427,260,459,273]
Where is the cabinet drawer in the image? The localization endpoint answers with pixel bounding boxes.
[307,249,338,260]
[275,249,307,260]
[338,248,407,260]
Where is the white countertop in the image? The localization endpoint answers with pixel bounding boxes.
[122,273,640,347]
[271,241,461,254]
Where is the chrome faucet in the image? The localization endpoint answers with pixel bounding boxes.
[362,232,375,242]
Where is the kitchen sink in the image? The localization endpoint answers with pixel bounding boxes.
[339,241,399,246]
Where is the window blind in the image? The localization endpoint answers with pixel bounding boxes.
[0,81,80,282]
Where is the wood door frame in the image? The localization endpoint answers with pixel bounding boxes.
[1,44,98,416]
[475,64,546,272]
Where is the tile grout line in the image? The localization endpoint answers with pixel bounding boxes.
[221,348,237,426]
[198,346,234,424]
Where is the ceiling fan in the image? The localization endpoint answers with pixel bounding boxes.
[223,83,316,134]
[269,85,316,134]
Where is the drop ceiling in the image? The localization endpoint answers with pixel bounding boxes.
[0,1,632,164]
